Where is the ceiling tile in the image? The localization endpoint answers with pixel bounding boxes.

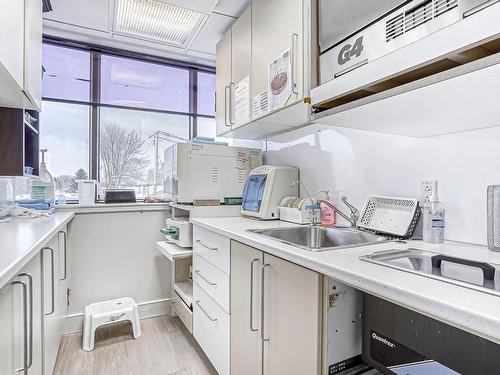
[43,0,110,31]
[189,13,234,55]
[215,0,252,17]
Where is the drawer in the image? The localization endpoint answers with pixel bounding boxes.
[193,254,230,312]
[193,283,230,375]
[172,291,193,334]
[193,225,230,274]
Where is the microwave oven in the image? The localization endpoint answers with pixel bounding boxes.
[319,0,498,84]
[163,142,262,203]
[240,165,298,220]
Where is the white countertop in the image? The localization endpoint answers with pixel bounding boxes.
[190,216,500,344]
[0,211,74,288]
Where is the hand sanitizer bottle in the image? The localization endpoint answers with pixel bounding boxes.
[318,190,336,227]
[423,193,445,243]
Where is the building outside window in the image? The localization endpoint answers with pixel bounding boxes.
[40,40,216,201]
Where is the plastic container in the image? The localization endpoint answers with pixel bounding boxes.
[318,190,336,227]
[423,193,445,243]
[31,149,55,201]
[0,178,14,208]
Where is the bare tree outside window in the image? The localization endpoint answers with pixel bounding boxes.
[99,123,150,189]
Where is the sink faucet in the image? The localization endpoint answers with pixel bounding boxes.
[291,181,320,225]
[317,196,360,228]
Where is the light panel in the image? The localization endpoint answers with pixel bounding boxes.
[114,0,206,47]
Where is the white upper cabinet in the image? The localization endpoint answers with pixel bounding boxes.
[216,30,232,136]
[251,0,303,105]
[0,0,42,111]
[215,0,317,139]
[24,0,43,111]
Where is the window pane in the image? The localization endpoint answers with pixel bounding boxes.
[40,101,91,200]
[197,72,215,116]
[100,55,190,113]
[99,107,190,198]
[42,44,91,101]
[196,117,216,138]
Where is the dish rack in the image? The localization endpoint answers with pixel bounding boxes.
[358,195,421,238]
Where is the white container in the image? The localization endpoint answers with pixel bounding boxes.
[162,218,193,248]
[0,178,14,208]
[78,180,99,205]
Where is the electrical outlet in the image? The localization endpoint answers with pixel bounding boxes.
[420,180,438,206]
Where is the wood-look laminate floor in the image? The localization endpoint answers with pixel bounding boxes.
[53,316,218,375]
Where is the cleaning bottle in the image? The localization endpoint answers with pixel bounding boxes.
[423,193,445,243]
[318,190,336,227]
[31,149,55,201]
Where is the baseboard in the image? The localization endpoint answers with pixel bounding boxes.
[63,298,172,334]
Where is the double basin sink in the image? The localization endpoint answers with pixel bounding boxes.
[247,225,389,252]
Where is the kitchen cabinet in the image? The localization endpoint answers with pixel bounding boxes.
[231,241,322,375]
[216,30,232,136]
[43,228,69,375]
[0,0,42,110]
[0,253,43,375]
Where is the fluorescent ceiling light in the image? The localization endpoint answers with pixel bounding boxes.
[114,0,205,47]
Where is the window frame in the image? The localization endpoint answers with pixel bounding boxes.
[42,37,216,183]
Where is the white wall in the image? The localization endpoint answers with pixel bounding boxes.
[66,209,170,330]
[265,124,500,246]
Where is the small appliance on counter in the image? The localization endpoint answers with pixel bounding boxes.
[487,184,500,251]
[161,218,193,248]
[240,165,299,220]
[78,180,100,205]
[104,189,136,203]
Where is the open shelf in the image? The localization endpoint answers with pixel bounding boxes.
[155,241,192,262]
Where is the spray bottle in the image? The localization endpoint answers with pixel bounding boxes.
[31,149,55,201]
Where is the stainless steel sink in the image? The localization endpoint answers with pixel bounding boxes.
[247,226,389,252]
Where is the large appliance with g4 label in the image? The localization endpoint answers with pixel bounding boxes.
[163,142,262,204]
[240,165,298,220]
[319,0,499,84]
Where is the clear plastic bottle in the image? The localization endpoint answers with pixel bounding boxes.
[318,190,336,227]
[423,194,445,243]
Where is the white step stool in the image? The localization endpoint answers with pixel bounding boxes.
[82,297,141,352]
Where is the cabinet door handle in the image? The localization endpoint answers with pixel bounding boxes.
[195,300,218,322]
[195,239,218,251]
[224,85,231,127]
[261,264,271,342]
[229,82,235,125]
[195,270,217,286]
[58,231,67,281]
[291,33,299,95]
[11,280,28,375]
[250,259,260,332]
[18,273,33,370]
[43,247,55,315]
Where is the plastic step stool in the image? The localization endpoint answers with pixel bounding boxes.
[82,297,141,351]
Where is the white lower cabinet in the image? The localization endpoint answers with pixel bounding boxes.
[231,240,322,375]
[0,252,43,375]
[193,283,230,375]
[42,228,68,375]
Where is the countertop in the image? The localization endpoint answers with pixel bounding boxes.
[190,216,500,344]
[0,211,74,288]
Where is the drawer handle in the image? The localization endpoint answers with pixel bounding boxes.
[250,258,260,332]
[195,270,218,286]
[195,239,218,251]
[196,300,218,322]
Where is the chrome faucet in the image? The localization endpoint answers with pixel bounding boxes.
[291,181,320,225]
[318,196,360,228]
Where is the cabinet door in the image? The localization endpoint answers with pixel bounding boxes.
[0,0,24,88]
[24,0,43,110]
[216,30,232,135]
[0,282,18,375]
[251,0,304,110]
[231,6,252,128]
[230,241,263,375]
[262,253,321,375]
[43,234,64,375]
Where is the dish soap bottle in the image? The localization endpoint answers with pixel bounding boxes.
[318,190,336,227]
[423,193,445,243]
[31,149,55,201]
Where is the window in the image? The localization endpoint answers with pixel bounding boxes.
[41,41,215,201]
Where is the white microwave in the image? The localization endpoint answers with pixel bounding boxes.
[241,166,298,220]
